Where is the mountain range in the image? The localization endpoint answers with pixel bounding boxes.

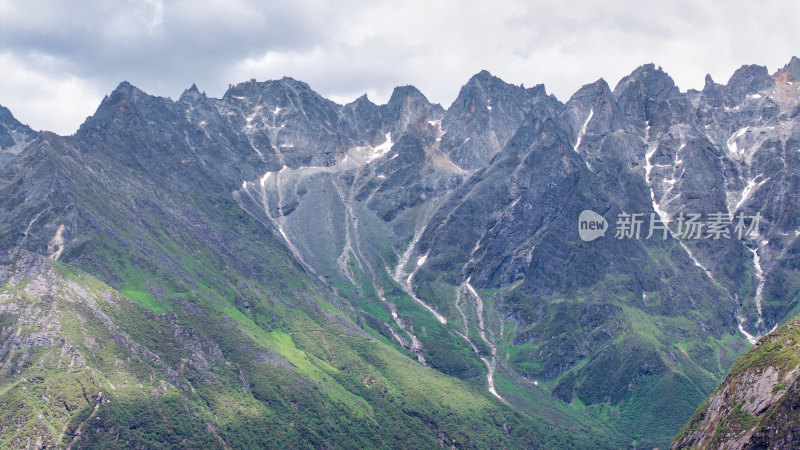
[1,56,799,448]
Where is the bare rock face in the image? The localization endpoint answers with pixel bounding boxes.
[673,317,800,449]
[0,104,38,167]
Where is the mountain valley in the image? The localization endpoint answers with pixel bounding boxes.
[1,57,800,448]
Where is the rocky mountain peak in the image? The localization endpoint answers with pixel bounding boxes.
[613,63,678,127]
[573,78,614,100]
[0,104,21,127]
[701,73,725,107]
[725,64,775,103]
[613,63,676,96]
[222,77,322,108]
[459,69,528,100]
[342,93,377,113]
[90,81,150,116]
[526,82,547,97]
[787,55,800,79]
[109,81,145,101]
[179,83,206,103]
[386,85,433,109]
[0,103,40,163]
[560,78,619,142]
[775,55,800,81]
[466,69,494,84]
[383,85,443,135]
[0,104,36,135]
[75,81,162,140]
[342,93,379,118]
[704,73,715,89]
[351,93,373,105]
[437,71,544,169]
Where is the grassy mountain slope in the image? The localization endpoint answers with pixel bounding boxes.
[673,315,800,448]
[0,248,599,448]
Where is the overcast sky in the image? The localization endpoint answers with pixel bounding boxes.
[0,0,797,134]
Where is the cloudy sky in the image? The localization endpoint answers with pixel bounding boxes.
[0,0,797,134]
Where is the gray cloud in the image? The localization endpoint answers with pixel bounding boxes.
[0,0,797,134]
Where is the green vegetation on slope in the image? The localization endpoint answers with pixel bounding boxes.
[673,316,800,449]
